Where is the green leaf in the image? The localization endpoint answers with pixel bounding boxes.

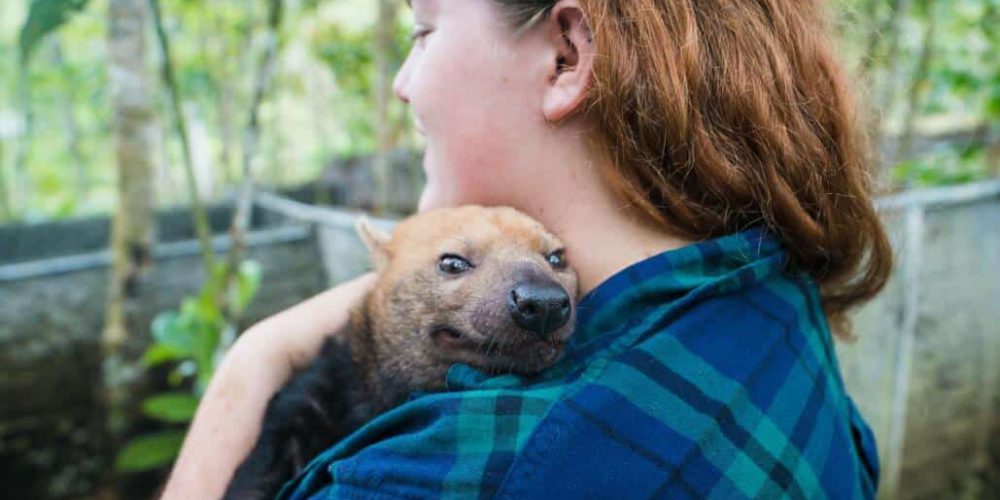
[179,297,201,320]
[115,431,186,472]
[231,260,262,315]
[986,91,1000,119]
[197,293,223,324]
[142,393,200,423]
[142,344,185,367]
[151,311,195,355]
[19,0,92,65]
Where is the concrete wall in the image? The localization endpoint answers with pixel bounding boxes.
[839,183,1000,499]
[0,207,328,499]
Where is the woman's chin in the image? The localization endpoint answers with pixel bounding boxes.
[418,185,451,212]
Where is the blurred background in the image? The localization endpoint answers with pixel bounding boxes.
[0,0,997,498]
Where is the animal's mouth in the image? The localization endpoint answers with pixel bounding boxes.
[431,327,480,351]
[430,326,567,374]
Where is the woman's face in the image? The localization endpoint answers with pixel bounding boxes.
[394,0,551,211]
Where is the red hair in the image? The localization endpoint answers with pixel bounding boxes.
[495,0,893,337]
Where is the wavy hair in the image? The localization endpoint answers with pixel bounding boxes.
[492,0,893,338]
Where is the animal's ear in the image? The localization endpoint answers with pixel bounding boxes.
[356,216,391,269]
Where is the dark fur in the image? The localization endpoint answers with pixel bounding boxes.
[222,299,473,499]
[223,318,394,500]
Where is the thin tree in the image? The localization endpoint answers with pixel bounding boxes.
[873,0,914,150]
[103,0,158,467]
[0,142,10,220]
[226,0,284,326]
[858,0,908,176]
[897,0,938,174]
[213,0,242,186]
[371,0,397,214]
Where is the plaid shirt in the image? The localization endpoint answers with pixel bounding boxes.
[280,228,879,499]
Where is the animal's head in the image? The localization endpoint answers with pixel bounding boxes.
[357,206,579,388]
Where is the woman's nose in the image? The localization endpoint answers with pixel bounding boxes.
[393,60,411,104]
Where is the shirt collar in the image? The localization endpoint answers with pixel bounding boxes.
[445,227,788,390]
[563,226,787,366]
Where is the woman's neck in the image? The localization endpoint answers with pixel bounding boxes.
[549,196,691,295]
[516,147,692,295]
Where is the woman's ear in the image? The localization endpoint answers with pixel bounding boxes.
[356,216,391,270]
[542,0,595,123]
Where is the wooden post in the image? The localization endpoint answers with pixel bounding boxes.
[882,205,924,499]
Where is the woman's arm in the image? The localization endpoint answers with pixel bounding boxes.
[159,273,376,500]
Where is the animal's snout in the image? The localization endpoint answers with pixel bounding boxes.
[507,280,572,338]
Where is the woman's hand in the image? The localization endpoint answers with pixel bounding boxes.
[159,273,377,500]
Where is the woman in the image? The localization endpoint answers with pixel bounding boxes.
[163,0,890,497]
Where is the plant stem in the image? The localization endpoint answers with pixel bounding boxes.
[226,0,284,326]
[148,0,216,275]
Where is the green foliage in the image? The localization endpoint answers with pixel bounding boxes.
[115,430,187,472]
[830,0,1000,187]
[142,392,200,423]
[115,259,262,473]
[2,0,998,219]
[308,13,411,155]
[19,0,91,64]
[891,145,992,187]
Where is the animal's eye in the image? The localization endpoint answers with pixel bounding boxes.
[439,254,472,275]
[547,250,567,270]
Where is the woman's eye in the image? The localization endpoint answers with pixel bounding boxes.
[439,254,472,275]
[410,27,432,45]
[547,250,567,270]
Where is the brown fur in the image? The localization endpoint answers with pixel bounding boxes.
[352,205,580,410]
[224,206,578,500]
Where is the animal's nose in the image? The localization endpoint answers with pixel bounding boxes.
[508,280,571,339]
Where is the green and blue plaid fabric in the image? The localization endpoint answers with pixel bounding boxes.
[280,228,879,499]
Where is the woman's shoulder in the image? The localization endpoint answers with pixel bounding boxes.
[515,227,878,498]
[491,272,876,498]
[564,228,836,384]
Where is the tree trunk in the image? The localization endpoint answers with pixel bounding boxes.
[859,0,903,180]
[861,0,903,77]
[859,0,881,79]
[215,14,239,186]
[371,0,397,214]
[870,0,913,180]
[897,0,938,175]
[104,0,158,492]
[214,0,252,187]
[0,141,10,220]
[218,78,238,184]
